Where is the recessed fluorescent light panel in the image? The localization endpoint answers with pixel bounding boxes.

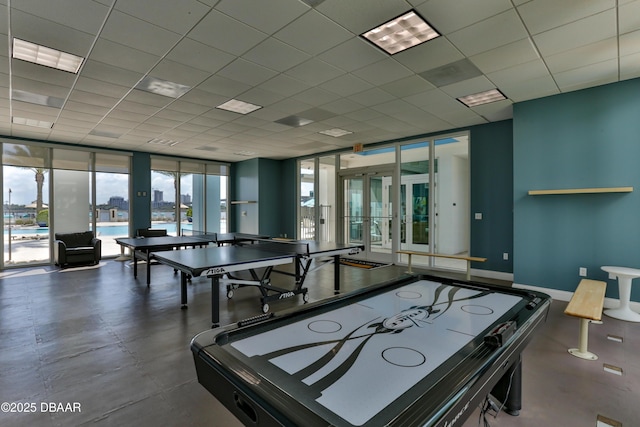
[12,89,65,108]
[216,99,262,114]
[457,89,507,107]
[148,138,180,146]
[12,117,53,128]
[89,129,121,138]
[12,38,84,73]
[233,151,256,157]
[361,10,440,55]
[135,76,191,98]
[320,128,353,137]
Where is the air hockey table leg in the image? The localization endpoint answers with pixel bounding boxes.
[211,275,221,328]
[491,355,522,416]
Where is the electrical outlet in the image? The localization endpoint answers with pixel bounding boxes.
[474,213,482,220]
[579,267,587,277]
[503,252,509,260]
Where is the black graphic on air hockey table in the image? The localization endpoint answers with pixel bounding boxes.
[228,279,522,426]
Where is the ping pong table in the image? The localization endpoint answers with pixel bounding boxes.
[184,229,270,246]
[152,239,364,327]
[115,232,266,285]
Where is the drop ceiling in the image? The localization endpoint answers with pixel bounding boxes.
[2,0,639,162]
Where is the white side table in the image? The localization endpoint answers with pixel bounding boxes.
[601,266,640,322]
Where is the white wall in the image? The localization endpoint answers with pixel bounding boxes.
[436,154,469,255]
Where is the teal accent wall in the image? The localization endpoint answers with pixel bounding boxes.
[514,78,640,302]
[131,152,151,234]
[280,158,297,239]
[232,158,294,237]
[470,120,513,273]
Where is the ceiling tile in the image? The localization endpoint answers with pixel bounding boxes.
[380,75,434,98]
[469,39,541,74]
[217,58,278,86]
[533,9,616,56]
[320,74,373,96]
[215,0,309,34]
[318,37,387,72]
[100,10,181,56]
[316,0,410,34]
[619,0,640,34]
[188,9,268,56]
[274,10,353,55]
[285,58,345,86]
[447,9,529,56]
[115,0,211,34]
[80,60,142,88]
[554,59,618,91]
[148,59,210,87]
[352,58,413,86]
[545,38,617,73]
[167,38,236,73]
[89,38,161,74]
[243,38,311,72]
[349,88,396,107]
[258,74,311,98]
[416,0,512,34]
[517,0,614,35]
[439,75,496,98]
[393,37,464,73]
[620,52,640,80]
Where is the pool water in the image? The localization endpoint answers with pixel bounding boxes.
[5,223,192,237]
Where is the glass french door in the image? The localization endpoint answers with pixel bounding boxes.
[341,170,393,262]
[400,174,430,252]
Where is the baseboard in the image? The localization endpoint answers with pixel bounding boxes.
[513,282,640,311]
[470,269,513,282]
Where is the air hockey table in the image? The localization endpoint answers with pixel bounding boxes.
[191,274,551,427]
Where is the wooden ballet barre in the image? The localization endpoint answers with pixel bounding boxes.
[397,250,487,280]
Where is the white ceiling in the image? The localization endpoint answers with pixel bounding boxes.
[1,0,639,162]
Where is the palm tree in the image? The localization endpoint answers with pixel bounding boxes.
[3,144,49,220]
[32,167,47,214]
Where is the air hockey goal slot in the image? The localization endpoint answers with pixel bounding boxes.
[483,320,517,348]
[234,392,258,424]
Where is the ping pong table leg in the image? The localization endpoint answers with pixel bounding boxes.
[180,272,188,309]
[211,276,220,328]
[334,255,340,294]
[133,253,138,278]
[146,250,152,286]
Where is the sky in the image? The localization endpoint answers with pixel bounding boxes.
[4,166,182,206]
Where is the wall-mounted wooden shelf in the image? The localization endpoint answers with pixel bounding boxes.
[528,187,633,196]
[230,200,257,204]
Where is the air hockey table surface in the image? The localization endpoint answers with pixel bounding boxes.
[191,274,551,427]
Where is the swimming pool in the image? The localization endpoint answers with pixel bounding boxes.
[5,223,192,237]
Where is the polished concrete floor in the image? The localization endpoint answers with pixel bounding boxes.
[0,259,638,427]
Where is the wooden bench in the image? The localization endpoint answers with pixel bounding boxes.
[564,278,606,360]
[396,250,487,280]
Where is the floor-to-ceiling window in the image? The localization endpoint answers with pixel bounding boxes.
[299,159,315,239]
[317,155,336,243]
[2,142,51,267]
[2,140,132,268]
[398,133,469,272]
[151,157,229,237]
[151,158,179,235]
[338,147,395,263]
[94,153,130,257]
[296,132,469,272]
